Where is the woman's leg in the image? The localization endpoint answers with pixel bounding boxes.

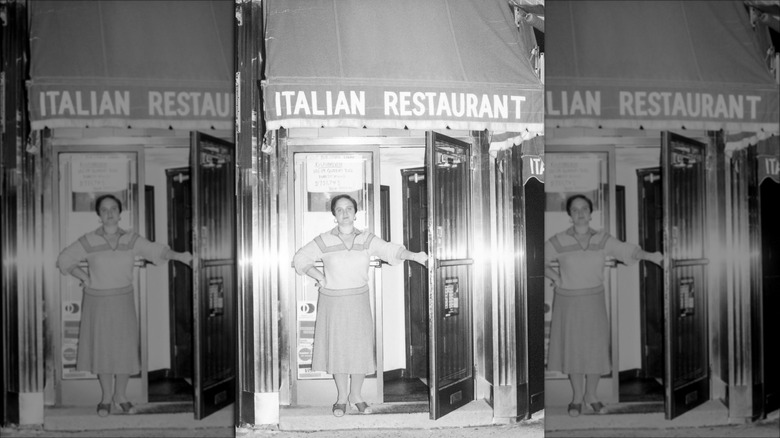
[348,373,366,403]
[334,373,349,404]
[584,373,601,403]
[97,373,113,404]
[569,373,585,403]
[113,373,130,403]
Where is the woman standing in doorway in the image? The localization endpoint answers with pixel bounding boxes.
[57,194,192,417]
[545,194,663,417]
[293,194,427,417]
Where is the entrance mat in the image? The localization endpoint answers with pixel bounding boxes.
[366,402,429,415]
[132,402,193,414]
[599,402,664,415]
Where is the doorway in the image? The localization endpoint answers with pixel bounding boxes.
[624,166,664,404]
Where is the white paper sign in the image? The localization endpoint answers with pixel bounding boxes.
[306,155,363,193]
[71,156,128,193]
[545,155,599,193]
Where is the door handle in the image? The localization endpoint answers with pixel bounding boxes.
[436,258,474,268]
[670,258,709,268]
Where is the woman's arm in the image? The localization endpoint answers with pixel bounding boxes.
[166,250,193,266]
[637,249,664,267]
[545,263,562,287]
[543,240,561,287]
[399,249,427,266]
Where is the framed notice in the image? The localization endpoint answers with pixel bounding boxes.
[545,154,599,193]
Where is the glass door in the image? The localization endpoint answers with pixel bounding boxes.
[54,147,145,404]
[288,147,381,404]
[543,145,617,401]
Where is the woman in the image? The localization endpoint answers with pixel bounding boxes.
[293,194,427,417]
[545,194,663,417]
[57,194,192,417]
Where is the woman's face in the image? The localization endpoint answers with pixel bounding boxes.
[569,198,592,226]
[333,198,356,227]
[98,198,121,226]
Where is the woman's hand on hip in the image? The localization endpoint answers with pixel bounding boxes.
[315,278,327,290]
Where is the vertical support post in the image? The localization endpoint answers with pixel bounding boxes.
[235,0,280,427]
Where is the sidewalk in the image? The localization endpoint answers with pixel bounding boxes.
[545,400,779,437]
[2,401,544,438]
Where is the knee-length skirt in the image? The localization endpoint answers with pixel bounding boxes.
[312,286,375,374]
[77,285,141,374]
[547,285,611,375]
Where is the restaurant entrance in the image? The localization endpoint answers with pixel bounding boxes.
[280,130,478,420]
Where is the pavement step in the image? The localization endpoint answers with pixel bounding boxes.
[43,404,233,431]
[545,399,732,431]
[277,399,503,431]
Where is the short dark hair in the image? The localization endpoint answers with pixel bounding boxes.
[566,194,592,216]
[95,194,123,215]
[330,194,358,216]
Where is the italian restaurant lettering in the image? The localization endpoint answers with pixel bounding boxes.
[30,86,234,126]
[546,87,777,124]
[262,84,542,128]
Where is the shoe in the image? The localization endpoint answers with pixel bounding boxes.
[113,400,137,415]
[567,402,582,417]
[97,403,111,417]
[332,403,346,417]
[349,397,373,414]
[588,401,605,414]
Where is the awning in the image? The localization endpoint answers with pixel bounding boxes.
[261,0,544,146]
[28,1,234,131]
[545,1,779,146]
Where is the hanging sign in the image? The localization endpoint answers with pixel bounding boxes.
[306,154,363,193]
[522,154,544,184]
[545,155,599,193]
[758,155,780,184]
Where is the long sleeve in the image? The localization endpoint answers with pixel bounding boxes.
[366,234,405,266]
[293,239,323,275]
[131,234,171,266]
[604,235,642,265]
[57,239,87,275]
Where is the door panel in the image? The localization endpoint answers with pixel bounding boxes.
[191,132,236,419]
[661,132,709,419]
[637,167,664,380]
[166,168,193,380]
[426,132,474,419]
[403,168,428,379]
[760,178,779,414]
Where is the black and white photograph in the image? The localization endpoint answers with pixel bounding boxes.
[1,1,778,438]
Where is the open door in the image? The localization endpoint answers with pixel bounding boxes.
[426,132,474,419]
[190,132,236,419]
[637,167,664,381]
[661,132,709,419]
[402,167,429,379]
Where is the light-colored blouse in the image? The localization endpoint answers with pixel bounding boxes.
[545,227,641,290]
[57,227,171,290]
[293,227,405,290]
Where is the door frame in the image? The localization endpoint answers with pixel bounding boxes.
[543,144,618,403]
[281,140,383,405]
[45,143,148,405]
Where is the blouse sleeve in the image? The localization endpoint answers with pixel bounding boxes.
[57,239,87,275]
[132,234,172,266]
[604,234,642,265]
[367,233,405,266]
[293,239,323,276]
[544,239,559,265]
